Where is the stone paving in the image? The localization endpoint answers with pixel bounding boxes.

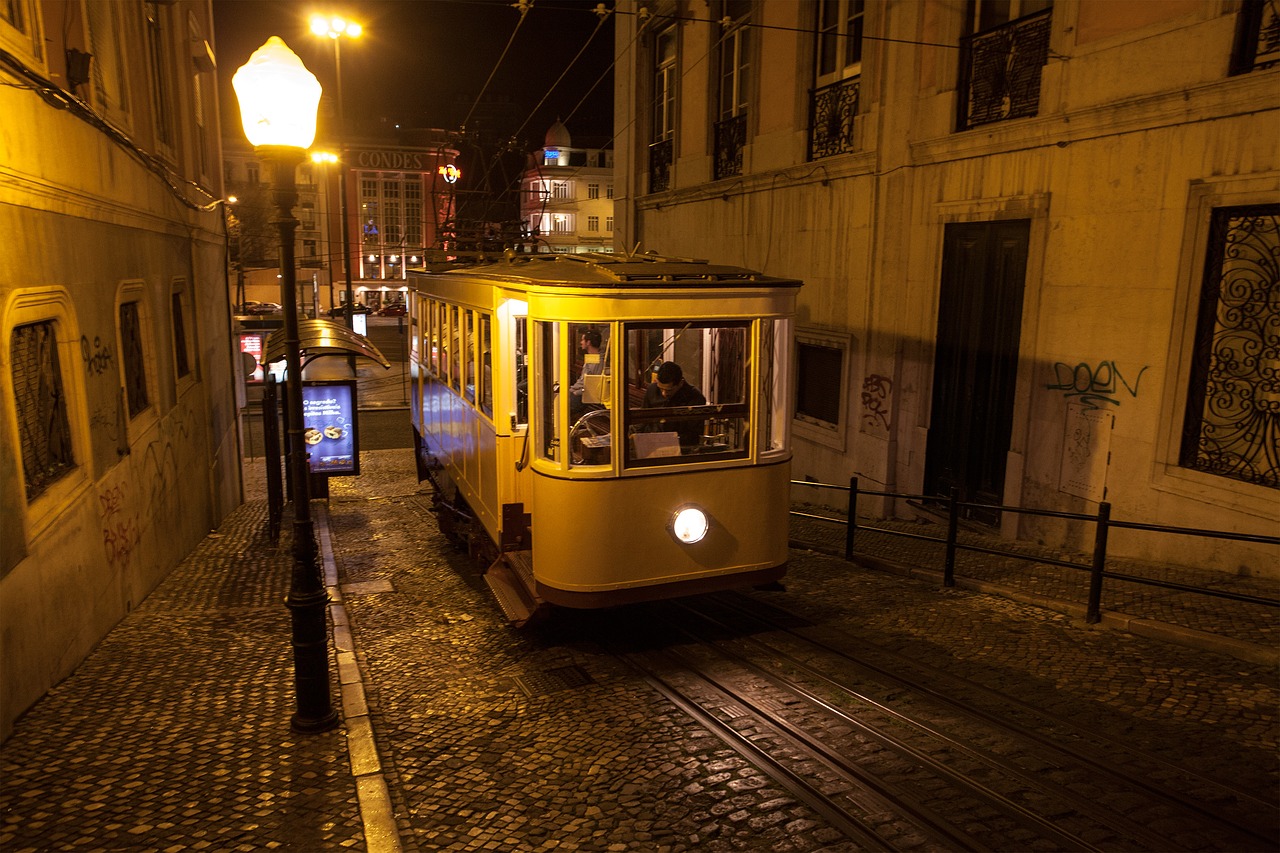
[0,447,1275,851]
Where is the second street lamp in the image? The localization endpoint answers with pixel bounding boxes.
[232,36,338,734]
[310,14,361,351]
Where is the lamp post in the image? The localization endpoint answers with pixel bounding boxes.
[233,37,338,734]
[310,15,361,353]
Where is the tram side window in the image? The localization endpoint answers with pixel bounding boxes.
[463,309,476,404]
[623,321,751,466]
[758,317,792,456]
[449,305,461,393]
[514,316,528,426]
[567,322,611,467]
[536,321,560,462]
[428,300,441,376]
[478,313,492,418]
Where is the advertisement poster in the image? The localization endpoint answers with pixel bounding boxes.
[301,380,360,476]
[239,333,265,382]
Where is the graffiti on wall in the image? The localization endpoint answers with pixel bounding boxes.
[1045,361,1149,411]
[860,374,893,430]
[99,483,139,572]
[80,335,114,376]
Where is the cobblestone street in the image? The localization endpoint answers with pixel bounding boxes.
[1,448,1275,851]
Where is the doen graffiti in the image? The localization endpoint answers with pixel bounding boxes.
[1046,361,1149,411]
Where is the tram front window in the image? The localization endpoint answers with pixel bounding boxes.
[624,322,750,466]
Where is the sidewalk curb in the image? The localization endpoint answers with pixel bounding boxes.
[838,550,1279,667]
[316,504,404,853]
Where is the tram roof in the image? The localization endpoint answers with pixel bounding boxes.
[408,252,802,289]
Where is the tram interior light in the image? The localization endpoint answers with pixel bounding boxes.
[671,506,709,544]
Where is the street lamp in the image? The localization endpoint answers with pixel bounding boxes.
[233,36,338,734]
[310,14,361,350]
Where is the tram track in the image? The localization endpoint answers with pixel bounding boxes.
[699,591,1277,845]
[609,592,1275,852]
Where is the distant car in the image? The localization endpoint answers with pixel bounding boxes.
[327,304,371,317]
[235,301,261,314]
[378,303,407,316]
[248,302,282,314]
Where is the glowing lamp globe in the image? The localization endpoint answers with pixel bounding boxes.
[232,37,322,149]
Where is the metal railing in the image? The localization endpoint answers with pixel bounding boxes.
[791,477,1280,624]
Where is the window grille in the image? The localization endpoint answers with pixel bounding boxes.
[957,8,1052,131]
[120,302,150,417]
[11,321,75,500]
[1231,0,1280,74]
[1180,204,1280,488]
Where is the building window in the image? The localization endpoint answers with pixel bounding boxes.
[552,215,572,233]
[957,0,1053,131]
[587,216,599,232]
[588,183,600,199]
[792,328,851,450]
[11,321,76,500]
[553,181,571,200]
[171,292,190,378]
[1231,0,1280,75]
[653,24,678,142]
[144,1,175,148]
[120,302,150,418]
[246,163,259,185]
[605,216,614,232]
[809,0,863,160]
[606,184,614,200]
[1179,204,1279,488]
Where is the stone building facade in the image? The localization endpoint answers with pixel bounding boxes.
[0,0,240,739]
[612,0,1278,574]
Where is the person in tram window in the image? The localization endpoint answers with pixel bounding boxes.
[569,327,606,419]
[641,360,706,448]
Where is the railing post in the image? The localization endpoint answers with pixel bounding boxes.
[845,476,858,561]
[944,487,959,587]
[1086,501,1111,624]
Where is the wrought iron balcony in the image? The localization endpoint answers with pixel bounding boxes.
[648,138,673,194]
[1230,0,1280,75]
[808,76,860,160]
[713,114,746,180]
[957,8,1052,131]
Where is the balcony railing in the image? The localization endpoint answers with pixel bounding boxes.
[957,8,1052,131]
[808,76,860,160]
[1231,0,1280,74]
[648,138,673,193]
[713,114,746,180]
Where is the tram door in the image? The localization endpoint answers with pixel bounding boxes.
[924,220,1029,522]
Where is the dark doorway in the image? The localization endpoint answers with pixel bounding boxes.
[924,220,1030,522]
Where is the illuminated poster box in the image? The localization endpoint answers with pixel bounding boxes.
[301,380,360,476]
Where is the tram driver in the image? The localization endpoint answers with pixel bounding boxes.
[569,328,606,420]
[641,361,707,449]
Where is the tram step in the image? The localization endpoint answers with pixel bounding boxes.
[484,551,543,627]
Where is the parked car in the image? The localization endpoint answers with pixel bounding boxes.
[234,301,261,315]
[248,302,282,314]
[327,303,371,317]
[378,303,407,316]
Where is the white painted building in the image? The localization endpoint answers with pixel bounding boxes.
[612,0,1279,574]
[0,0,240,739]
[521,121,616,253]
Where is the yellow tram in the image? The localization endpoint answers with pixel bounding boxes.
[406,252,801,623]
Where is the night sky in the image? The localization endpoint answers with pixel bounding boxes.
[212,0,616,151]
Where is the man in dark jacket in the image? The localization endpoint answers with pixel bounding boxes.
[642,361,706,447]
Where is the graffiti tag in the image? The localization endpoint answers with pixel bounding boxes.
[80,335,114,376]
[1046,361,1148,411]
[861,374,892,430]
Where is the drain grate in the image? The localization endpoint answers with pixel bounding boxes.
[512,665,595,697]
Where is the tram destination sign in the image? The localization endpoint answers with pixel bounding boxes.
[301,380,360,476]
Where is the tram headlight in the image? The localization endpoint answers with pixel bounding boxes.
[670,505,709,545]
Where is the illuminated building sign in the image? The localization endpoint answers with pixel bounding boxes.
[438,164,461,183]
[301,380,360,476]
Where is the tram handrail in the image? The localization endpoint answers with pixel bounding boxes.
[790,476,1280,623]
